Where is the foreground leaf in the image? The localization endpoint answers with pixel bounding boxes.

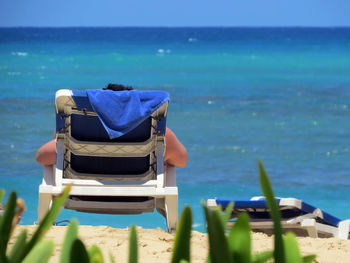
[222,202,234,229]
[252,251,273,263]
[171,206,192,263]
[129,225,138,263]
[89,245,104,263]
[70,239,89,263]
[22,185,71,261]
[0,191,17,262]
[8,229,28,263]
[109,253,116,263]
[259,161,285,263]
[284,232,302,263]
[0,189,4,204]
[59,219,78,263]
[228,212,251,263]
[22,240,54,263]
[203,204,233,263]
[303,254,317,263]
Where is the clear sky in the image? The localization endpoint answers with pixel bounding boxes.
[1,0,349,27]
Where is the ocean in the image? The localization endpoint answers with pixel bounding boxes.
[0,27,350,231]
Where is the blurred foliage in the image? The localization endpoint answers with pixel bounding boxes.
[0,161,316,262]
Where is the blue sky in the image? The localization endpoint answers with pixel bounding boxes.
[1,0,349,27]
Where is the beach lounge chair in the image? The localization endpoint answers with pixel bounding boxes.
[38,89,178,232]
[207,197,350,239]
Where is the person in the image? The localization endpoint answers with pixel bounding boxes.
[36,84,188,168]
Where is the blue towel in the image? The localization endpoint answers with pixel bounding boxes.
[86,89,169,139]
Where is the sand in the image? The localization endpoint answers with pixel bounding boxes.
[9,225,350,263]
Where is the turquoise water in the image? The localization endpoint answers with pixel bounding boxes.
[1,28,350,231]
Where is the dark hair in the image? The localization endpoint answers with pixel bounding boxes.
[103,83,133,91]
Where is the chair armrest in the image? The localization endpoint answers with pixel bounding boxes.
[165,165,176,186]
[42,165,55,186]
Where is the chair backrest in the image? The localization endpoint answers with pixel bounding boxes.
[55,89,168,181]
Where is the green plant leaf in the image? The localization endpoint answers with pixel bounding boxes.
[252,251,273,263]
[228,212,251,263]
[171,206,192,263]
[21,185,71,262]
[70,239,89,263]
[0,189,4,204]
[109,252,116,263]
[258,160,285,263]
[0,191,17,263]
[302,254,316,263]
[222,202,234,229]
[128,225,138,263]
[203,203,233,263]
[8,229,27,263]
[22,240,54,263]
[284,232,302,263]
[59,218,78,263]
[89,245,104,263]
[179,260,190,263]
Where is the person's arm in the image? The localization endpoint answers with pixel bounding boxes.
[36,139,56,166]
[164,128,188,168]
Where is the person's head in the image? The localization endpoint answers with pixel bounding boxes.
[103,83,133,91]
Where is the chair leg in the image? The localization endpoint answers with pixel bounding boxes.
[38,193,52,223]
[165,195,178,233]
[338,220,350,240]
[302,219,318,238]
[156,198,166,218]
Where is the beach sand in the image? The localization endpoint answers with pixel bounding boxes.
[10,225,350,262]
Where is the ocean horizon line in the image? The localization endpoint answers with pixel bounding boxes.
[1,25,350,29]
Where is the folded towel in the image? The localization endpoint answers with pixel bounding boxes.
[86,89,169,139]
